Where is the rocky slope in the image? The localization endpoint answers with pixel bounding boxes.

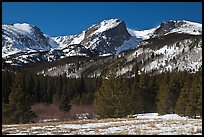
[53,19,140,55]
[2,19,139,66]
[39,33,202,78]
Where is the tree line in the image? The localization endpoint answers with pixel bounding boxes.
[2,69,202,124]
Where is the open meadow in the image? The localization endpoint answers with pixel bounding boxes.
[2,113,202,135]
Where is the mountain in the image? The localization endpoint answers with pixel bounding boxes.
[53,19,140,55]
[2,23,95,66]
[2,23,58,66]
[3,19,140,66]
[127,20,202,40]
[2,23,54,57]
[2,19,202,77]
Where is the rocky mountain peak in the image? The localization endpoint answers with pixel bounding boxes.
[80,19,131,54]
[2,19,202,69]
[2,23,52,59]
[154,20,179,36]
[154,20,202,37]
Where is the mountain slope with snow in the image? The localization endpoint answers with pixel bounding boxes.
[2,23,95,66]
[2,19,202,75]
[53,19,136,55]
[127,20,202,40]
[2,23,53,58]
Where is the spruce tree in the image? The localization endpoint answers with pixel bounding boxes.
[156,76,170,115]
[58,84,71,112]
[130,81,144,114]
[197,91,202,117]
[175,80,190,116]
[94,70,131,118]
[94,71,117,118]
[157,84,170,115]
[185,76,201,118]
[2,73,37,124]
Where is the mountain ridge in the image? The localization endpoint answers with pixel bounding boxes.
[2,19,202,76]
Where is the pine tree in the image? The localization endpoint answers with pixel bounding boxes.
[156,75,170,115]
[2,73,37,124]
[196,72,202,117]
[175,80,191,116]
[167,77,181,113]
[130,81,144,114]
[197,90,202,117]
[157,83,170,115]
[58,84,71,112]
[94,71,117,118]
[185,87,198,118]
[2,69,13,104]
[185,75,201,118]
[94,70,132,118]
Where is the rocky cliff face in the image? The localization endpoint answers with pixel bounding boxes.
[154,20,202,37]
[154,20,184,36]
[80,19,131,54]
[54,19,132,55]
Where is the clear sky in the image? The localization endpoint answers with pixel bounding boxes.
[2,2,202,37]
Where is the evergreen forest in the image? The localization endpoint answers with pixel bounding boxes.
[2,68,202,124]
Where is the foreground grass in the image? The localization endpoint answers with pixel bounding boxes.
[2,116,202,135]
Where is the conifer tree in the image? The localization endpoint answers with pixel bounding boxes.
[2,73,37,124]
[175,80,191,116]
[157,84,170,115]
[185,87,198,118]
[94,71,117,118]
[2,69,13,104]
[94,70,131,118]
[58,84,71,112]
[156,76,170,115]
[197,90,202,117]
[185,76,201,118]
[130,81,144,114]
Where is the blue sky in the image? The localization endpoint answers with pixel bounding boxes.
[2,2,202,37]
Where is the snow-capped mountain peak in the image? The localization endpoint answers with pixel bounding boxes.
[90,18,122,35]
[53,18,132,55]
[164,20,202,35]
[127,20,202,40]
[12,23,35,33]
[2,23,52,58]
[2,19,202,70]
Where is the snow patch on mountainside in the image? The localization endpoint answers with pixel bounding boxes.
[140,39,202,73]
[127,27,158,40]
[92,19,121,35]
[70,31,85,45]
[13,23,34,33]
[2,23,51,58]
[116,36,141,53]
[166,20,202,35]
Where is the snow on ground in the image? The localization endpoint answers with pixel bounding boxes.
[2,113,202,135]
